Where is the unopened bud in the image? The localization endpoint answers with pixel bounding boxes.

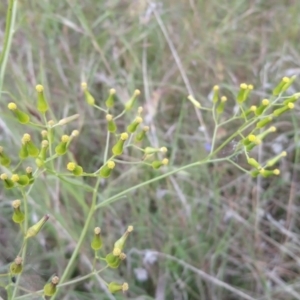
[25,214,49,239]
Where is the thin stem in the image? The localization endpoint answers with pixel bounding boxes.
[226,158,250,173]
[95,159,208,210]
[15,266,109,300]
[50,129,113,298]
[50,184,98,299]
[93,104,107,113]
[113,109,126,120]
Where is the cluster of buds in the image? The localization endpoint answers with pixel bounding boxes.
[89,225,132,294]
[247,151,286,178]
[143,146,169,169]
[105,226,133,269]
[80,85,169,178]
[55,130,79,156]
[0,168,34,189]
[237,83,254,103]
[210,85,231,114]
[194,76,298,179]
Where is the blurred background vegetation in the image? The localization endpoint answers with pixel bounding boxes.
[0,0,300,299]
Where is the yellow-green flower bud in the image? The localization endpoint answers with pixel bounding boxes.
[112,133,128,156]
[71,130,79,137]
[81,82,95,105]
[21,134,39,157]
[40,140,49,160]
[243,134,261,149]
[36,84,49,113]
[246,139,261,151]
[106,114,117,133]
[259,168,280,177]
[272,77,290,96]
[57,114,79,126]
[266,151,287,167]
[105,252,121,268]
[281,75,296,94]
[0,146,11,166]
[25,214,49,239]
[12,200,25,223]
[244,105,257,117]
[67,162,83,176]
[35,140,49,167]
[212,85,219,103]
[10,257,23,275]
[135,126,149,142]
[26,166,34,184]
[127,116,143,133]
[237,83,248,103]
[256,126,276,141]
[125,89,140,111]
[13,174,29,186]
[99,160,116,178]
[256,116,273,129]
[1,173,14,188]
[255,99,270,116]
[216,96,227,114]
[273,102,294,117]
[187,95,201,108]
[48,120,55,126]
[283,93,300,105]
[8,102,30,124]
[35,158,44,168]
[144,147,168,155]
[137,106,143,115]
[41,130,48,140]
[105,88,116,108]
[152,158,169,169]
[243,84,253,101]
[27,142,39,157]
[108,282,129,293]
[91,227,102,250]
[113,225,133,252]
[113,247,121,256]
[18,149,30,161]
[55,135,70,155]
[247,158,261,169]
[11,174,19,183]
[160,147,168,154]
[43,276,59,297]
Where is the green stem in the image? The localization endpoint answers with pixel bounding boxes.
[0,0,18,101]
[50,181,100,300]
[50,128,113,299]
[96,159,210,210]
